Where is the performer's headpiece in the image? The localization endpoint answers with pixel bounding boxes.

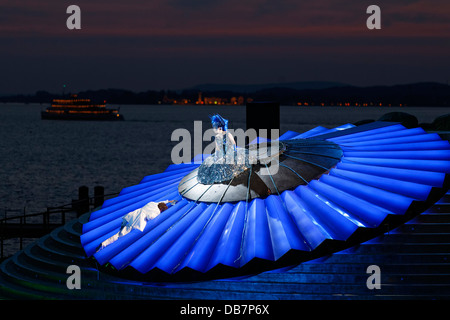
[209,114,228,131]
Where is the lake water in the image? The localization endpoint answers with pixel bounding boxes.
[0,103,447,215]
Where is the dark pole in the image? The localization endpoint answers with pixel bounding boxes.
[246,101,280,144]
[94,186,105,208]
[77,186,89,217]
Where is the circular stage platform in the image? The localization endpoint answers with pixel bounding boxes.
[0,192,449,300]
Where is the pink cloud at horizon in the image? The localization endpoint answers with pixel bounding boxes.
[1,0,449,39]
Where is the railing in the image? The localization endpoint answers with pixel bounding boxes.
[0,187,119,260]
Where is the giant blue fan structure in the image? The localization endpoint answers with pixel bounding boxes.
[80,121,450,282]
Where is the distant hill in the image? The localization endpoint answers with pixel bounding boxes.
[0,82,448,106]
[187,81,350,93]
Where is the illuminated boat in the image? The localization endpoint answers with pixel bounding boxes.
[80,121,450,282]
[41,95,124,121]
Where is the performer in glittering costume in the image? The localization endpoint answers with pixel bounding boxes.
[197,114,254,185]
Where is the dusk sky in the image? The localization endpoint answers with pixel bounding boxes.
[1,0,450,94]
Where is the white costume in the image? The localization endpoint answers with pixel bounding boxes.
[99,200,170,250]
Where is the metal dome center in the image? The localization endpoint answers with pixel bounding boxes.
[178,139,342,203]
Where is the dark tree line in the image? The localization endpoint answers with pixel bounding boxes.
[1,82,449,106]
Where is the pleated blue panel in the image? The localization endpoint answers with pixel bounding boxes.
[82,186,181,234]
[130,202,207,274]
[80,121,450,281]
[329,124,406,141]
[342,140,449,151]
[308,180,391,227]
[293,186,361,240]
[294,123,355,139]
[343,150,450,160]
[118,170,193,197]
[327,123,405,142]
[342,157,450,173]
[335,162,446,187]
[331,127,426,144]
[86,180,181,224]
[207,201,247,269]
[109,200,193,270]
[338,133,443,148]
[241,199,274,265]
[329,168,433,201]
[94,200,190,266]
[152,203,218,273]
[264,195,309,257]
[177,203,235,272]
[281,191,330,249]
[139,165,198,183]
[319,174,414,214]
[279,130,302,141]
[292,126,329,139]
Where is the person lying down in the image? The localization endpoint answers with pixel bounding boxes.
[97,200,177,252]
